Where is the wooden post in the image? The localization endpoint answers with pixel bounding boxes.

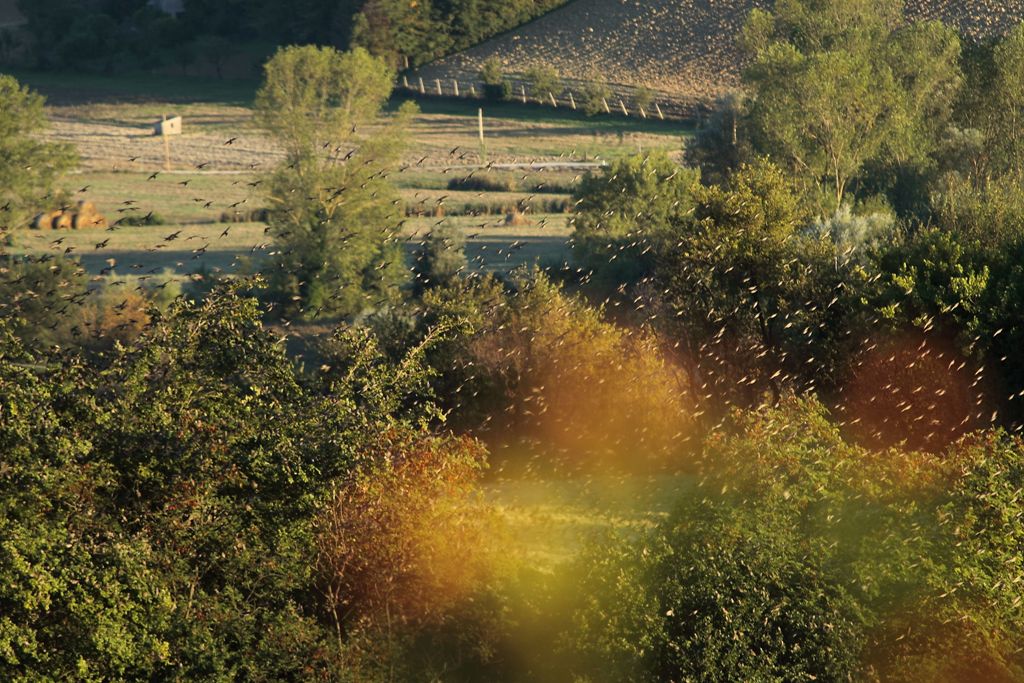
[655,102,665,120]
[418,76,425,94]
[453,80,459,97]
[435,78,442,96]
[161,114,171,171]
[548,92,558,108]
[521,84,527,104]
[478,108,486,165]
[619,99,629,116]
[470,84,477,97]
[639,105,647,119]
[568,91,576,110]
[403,75,410,89]
[602,97,610,114]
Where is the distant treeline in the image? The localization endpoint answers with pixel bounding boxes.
[8,0,569,73]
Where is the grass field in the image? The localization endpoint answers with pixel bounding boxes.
[9,213,572,277]
[2,69,684,279]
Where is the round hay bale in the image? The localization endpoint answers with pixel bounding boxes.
[32,212,50,230]
[52,212,73,230]
[77,200,97,215]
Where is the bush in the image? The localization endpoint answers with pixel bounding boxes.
[480,57,513,101]
[413,221,467,289]
[315,430,499,635]
[581,78,612,116]
[416,270,698,467]
[447,173,517,193]
[560,397,1024,681]
[524,64,560,101]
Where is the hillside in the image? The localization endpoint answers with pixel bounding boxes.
[415,0,1024,110]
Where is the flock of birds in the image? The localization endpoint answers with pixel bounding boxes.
[2,120,1022,453]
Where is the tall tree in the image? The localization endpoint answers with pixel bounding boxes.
[254,46,414,319]
[0,75,76,231]
[741,0,960,211]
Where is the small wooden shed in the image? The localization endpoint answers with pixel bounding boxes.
[154,116,182,136]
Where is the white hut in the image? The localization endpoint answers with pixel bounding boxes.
[154,116,182,136]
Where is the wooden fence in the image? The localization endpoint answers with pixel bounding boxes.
[399,73,695,121]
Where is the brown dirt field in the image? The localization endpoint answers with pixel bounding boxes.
[416,0,1024,111]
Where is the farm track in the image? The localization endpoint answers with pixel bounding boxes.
[415,0,1024,111]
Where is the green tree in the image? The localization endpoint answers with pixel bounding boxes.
[255,45,413,318]
[655,161,861,408]
[572,151,699,288]
[741,0,960,211]
[580,76,612,116]
[956,23,1024,180]
[0,75,76,230]
[524,64,559,102]
[413,221,467,290]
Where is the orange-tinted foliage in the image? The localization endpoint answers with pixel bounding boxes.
[315,430,500,640]
[834,331,993,451]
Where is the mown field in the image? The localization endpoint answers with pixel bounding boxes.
[9,70,687,280]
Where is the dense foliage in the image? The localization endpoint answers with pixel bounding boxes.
[7,1,1024,679]
[562,398,1024,681]
[0,282,506,679]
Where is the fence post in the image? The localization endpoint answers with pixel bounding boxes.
[403,75,410,89]
[521,84,527,104]
[568,91,576,110]
[619,99,629,116]
[435,78,443,96]
[548,92,558,108]
[418,77,425,94]
[478,108,486,165]
[602,97,610,113]
[655,102,665,120]
[453,80,460,97]
[470,84,477,97]
[639,105,647,119]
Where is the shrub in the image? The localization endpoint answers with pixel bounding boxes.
[480,57,512,101]
[633,85,653,112]
[559,397,1024,681]
[524,64,560,101]
[581,78,612,116]
[314,429,507,678]
[116,211,165,226]
[417,270,698,467]
[413,221,467,290]
[447,173,517,192]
